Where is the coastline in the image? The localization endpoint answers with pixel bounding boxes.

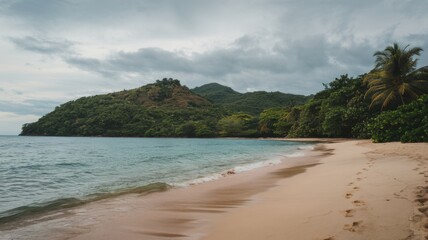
[1,139,427,240]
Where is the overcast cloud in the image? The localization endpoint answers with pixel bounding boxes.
[0,0,427,134]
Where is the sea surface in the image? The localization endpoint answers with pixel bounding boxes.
[0,136,312,224]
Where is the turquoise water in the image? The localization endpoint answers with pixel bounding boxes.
[0,136,311,224]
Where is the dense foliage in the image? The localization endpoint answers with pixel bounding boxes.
[367,95,428,142]
[192,83,310,115]
[256,75,377,138]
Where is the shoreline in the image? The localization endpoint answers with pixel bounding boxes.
[0,138,312,230]
[1,139,427,240]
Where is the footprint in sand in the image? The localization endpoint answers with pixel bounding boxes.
[416,186,428,194]
[344,209,355,217]
[322,237,335,240]
[362,168,368,171]
[415,197,428,205]
[356,177,362,181]
[419,207,428,217]
[356,172,362,175]
[345,193,353,199]
[353,186,360,190]
[352,200,365,207]
[344,221,363,232]
[347,182,354,186]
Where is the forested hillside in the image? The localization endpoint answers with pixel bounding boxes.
[192,83,310,115]
[21,79,227,137]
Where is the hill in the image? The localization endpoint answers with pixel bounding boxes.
[21,79,225,137]
[192,83,310,115]
[191,83,241,104]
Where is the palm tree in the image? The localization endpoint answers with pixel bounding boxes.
[364,43,428,110]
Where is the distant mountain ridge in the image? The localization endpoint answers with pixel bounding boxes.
[192,83,310,115]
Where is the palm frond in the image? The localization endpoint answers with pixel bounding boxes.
[366,43,426,109]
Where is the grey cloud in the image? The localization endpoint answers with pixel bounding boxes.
[112,48,193,73]
[63,34,373,80]
[64,57,112,77]
[10,36,74,55]
[0,0,240,36]
[64,43,288,78]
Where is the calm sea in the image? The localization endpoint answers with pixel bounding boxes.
[0,136,312,224]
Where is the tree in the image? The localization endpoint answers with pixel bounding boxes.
[364,43,428,110]
[217,113,258,137]
[258,108,289,137]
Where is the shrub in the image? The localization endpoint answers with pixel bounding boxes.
[367,95,428,142]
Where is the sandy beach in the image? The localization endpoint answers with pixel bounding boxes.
[2,139,428,240]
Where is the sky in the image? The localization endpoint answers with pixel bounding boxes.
[0,0,427,135]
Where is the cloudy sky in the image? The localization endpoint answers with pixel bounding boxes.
[0,0,427,135]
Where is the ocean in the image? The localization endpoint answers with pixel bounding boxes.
[0,136,312,225]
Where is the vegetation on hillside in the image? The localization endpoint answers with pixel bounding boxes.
[192,83,310,115]
[21,44,428,142]
[21,79,228,137]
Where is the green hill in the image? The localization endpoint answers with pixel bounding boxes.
[191,83,241,103]
[192,83,310,115]
[21,79,226,137]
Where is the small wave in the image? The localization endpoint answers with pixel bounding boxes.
[174,174,223,187]
[283,144,316,157]
[233,159,282,173]
[175,158,283,187]
[0,182,170,225]
[284,152,306,158]
[297,145,315,150]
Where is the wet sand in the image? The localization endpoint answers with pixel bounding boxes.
[2,140,428,240]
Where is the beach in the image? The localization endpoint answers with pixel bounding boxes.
[2,139,428,240]
[202,140,428,240]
